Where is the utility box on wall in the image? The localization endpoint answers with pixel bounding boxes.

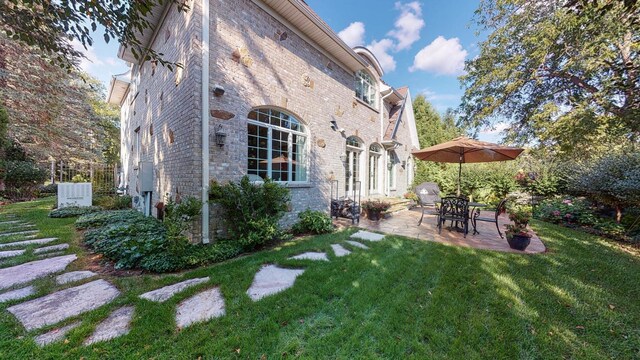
[57,182,92,208]
[139,161,154,193]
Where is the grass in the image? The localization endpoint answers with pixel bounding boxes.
[0,198,639,359]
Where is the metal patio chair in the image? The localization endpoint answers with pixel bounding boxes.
[416,182,441,226]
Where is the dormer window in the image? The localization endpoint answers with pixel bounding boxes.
[355,70,377,107]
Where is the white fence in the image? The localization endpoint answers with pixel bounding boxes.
[57,183,92,208]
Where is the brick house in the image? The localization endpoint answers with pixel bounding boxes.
[107,0,420,243]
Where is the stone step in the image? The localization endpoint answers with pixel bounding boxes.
[56,271,97,285]
[0,249,25,259]
[0,230,38,238]
[7,279,120,331]
[350,230,385,242]
[331,244,351,257]
[35,321,82,347]
[0,286,36,303]
[175,288,225,328]
[33,244,69,254]
[84,306,134,345]
[0,255,77,290]
[246,265,305,301]
[139,277,210,303]
[288,252,329,261]
[344,240,369,250]
[0,238,58,249]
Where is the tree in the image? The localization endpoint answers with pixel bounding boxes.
[0,0,187,71]
[460,0,639,154]
[0,34,120,163]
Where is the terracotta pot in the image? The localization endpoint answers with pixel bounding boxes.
[507,234,531,251]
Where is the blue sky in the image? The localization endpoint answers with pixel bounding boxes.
[83,0,501,142]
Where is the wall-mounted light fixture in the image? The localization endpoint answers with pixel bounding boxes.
[330,120,345,133]
[214,124,227,147]
[213,84,225,97]
[402,160,406,168]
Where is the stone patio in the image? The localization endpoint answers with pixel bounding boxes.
[336,208,546,254]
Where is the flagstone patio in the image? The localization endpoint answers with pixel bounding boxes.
[336,208,546,254]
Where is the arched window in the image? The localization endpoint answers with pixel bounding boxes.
[368,143,382,194]
[355,70,377,107]
[247,108,307,182]
[345,136,363,195]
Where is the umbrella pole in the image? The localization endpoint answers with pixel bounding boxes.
[457,153,462,196]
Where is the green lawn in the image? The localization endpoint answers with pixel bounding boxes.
[0,198,639,359]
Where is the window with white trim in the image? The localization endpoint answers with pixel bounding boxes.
[247,108,307,182]
[345,136,363,196]
[368,144,382,194]
[387,150,396,189]
[355,70,377,107]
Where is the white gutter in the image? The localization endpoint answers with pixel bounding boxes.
[379,86,394,196]
[201,0,210,244]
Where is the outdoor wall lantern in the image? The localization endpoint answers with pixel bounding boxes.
[402,160,406,168]
[330,120,345,133]
[213,84,225,97]
[214,124,227,147]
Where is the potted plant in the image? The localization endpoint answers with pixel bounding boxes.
[505,203,533,250]
[361,200,391,221]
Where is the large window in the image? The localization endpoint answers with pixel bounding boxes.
[247,108,307,182]
[368,143,382,194]
[355,70,377,107]
[387,150,396,190]
[345,136,363,196]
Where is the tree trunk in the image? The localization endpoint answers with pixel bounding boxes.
[616,205,622,223]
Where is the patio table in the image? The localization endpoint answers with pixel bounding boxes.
[436,200,487,234]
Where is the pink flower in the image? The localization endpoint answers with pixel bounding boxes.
[552,210,561,216]
[562,199,572,204]
[565,213,573,219]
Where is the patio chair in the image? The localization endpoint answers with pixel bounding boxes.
[438,196,470,238]
[471,198,507,239]
[416,182,441,226]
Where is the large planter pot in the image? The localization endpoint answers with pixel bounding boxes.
[507,234,531,251]
[366,209,382,221]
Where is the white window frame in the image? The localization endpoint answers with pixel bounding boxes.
[387,150,397,190]
[355,70,377,107]
[247,109,309,183]
[345,136,363,198]
[368,144,382,195]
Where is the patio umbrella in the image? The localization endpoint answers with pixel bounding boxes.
[412,136,524,195]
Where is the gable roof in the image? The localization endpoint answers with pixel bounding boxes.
[384,86,408,141]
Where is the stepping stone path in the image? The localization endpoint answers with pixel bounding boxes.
[0,237,58,249]
[139,277,209,302]
[176,288,225,328]
[331,244,351,257]
[7,279,120,331]
[0,249,25,258]
[56,271,97,285]
[37,251,66,259]
[35,321,81,347]
[345,240,369,249]
[0,254,76,290]
[84,306,135,345]
[0,220,24,225]
[288,252,329,261]
[0,230,38,238]
[247,265,305,301]
[350,230,385,242]
[33,243,69,254]
[0,286,35,303]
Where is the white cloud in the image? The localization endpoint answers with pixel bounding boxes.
[480,122,510,135]
[366,39,396,72]
[70,39,104,73]
[388,1,425,51]
[338,22,366,48]
[420,88,461,102]
[410,36,468,75]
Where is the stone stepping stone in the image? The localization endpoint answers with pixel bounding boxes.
[0,249,25,259]
[350,230,385,242]
[34,243,69,254]
[0,254,77,290]
[139,277,209,303]
[7,279,120,331]
[35,321,81,347]
[0,230,38,238]
[288,252,329,261]
[345,240,369,250]
[0,237,58,249]
[0,220,26,225]
[56,271,97,285]
[246,265,305,301]
[84,306,134,345]
[0,286,35,303]
[330,244,351,257]
[176,288,225,328]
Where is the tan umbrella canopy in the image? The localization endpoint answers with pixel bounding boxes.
[412,136,524,195]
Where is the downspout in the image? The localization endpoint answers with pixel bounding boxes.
[379,87,393,196]
[201,0,210,244]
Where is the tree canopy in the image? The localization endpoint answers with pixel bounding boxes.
[0,0,187,71]
[460,0,639,155]
[0,34,120,163]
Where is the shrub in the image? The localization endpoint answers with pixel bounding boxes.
[3,160,48,201]
[49,206,102,218]
[209,176,290,250]
[291,209,334,235]
[361,200,391,212]
[93,195,132,210]
[76,209,145,229]
[40,183,58,194]
[535,196,596,226]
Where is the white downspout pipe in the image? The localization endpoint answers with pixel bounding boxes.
[379,86,393,196]
[201,0,210,244]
